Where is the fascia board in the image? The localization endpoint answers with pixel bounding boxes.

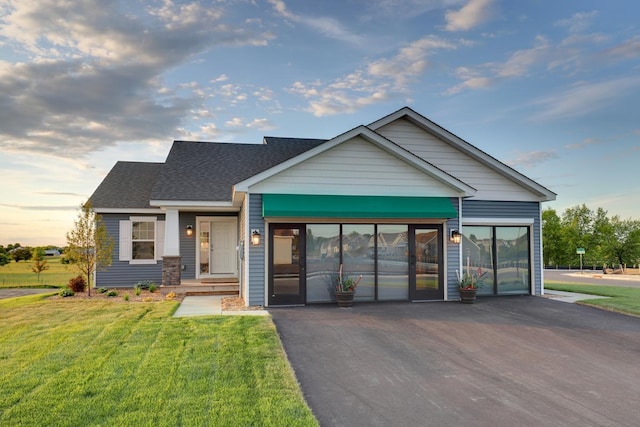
[369,107,557,201]
[149,199,235,208]
[93,208,165,214]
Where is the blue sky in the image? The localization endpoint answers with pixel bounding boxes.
[1,0,639,246]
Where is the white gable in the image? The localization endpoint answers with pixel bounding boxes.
[375,118,547,202]
[248,135,462,197]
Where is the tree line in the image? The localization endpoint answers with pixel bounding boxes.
[543,204,640,269]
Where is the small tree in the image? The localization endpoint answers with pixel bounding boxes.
[66,202,114,296]
[0,246,9,268]
[30,247,49,283]
[10,247,33,263]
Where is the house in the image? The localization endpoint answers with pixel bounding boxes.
[89,107,556,305]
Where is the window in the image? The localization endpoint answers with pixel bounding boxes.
[132,221,155,260]
[119,217,164,264]
[461,225,530,295]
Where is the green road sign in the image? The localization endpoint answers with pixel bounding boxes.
[576,248,585,254]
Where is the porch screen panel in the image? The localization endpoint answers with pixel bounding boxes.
[377,225,409,301]
[306,224,340,303]
[342,225,375,301]
[461,226,495,296]
[496,227,530,294]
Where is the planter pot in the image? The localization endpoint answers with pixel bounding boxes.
[335,291,355,307]
[459,288,477,304]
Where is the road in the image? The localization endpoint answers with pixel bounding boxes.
[0,288,57,300]
[544,269,640,288]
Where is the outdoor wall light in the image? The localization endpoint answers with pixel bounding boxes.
[186,225,193,237]
[251,229,261,246]
[450,229,461,244]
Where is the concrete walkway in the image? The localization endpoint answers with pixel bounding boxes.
[172,295,268,317]
[543,289,610,303]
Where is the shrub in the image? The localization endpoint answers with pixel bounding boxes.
[98,287,108,294]
[68,275,86,293]
[107,290,118,297]
[165,292,177,301]
[148,283,158,293]
[134,287,141,296]
[123,293,130,302]
[134,280,155,291]
[59,288,75,297]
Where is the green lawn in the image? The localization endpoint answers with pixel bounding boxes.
[0,295,317,426]
[545,281,640,317]
[0,257,75,288]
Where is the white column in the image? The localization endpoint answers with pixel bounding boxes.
[163,208,180,257]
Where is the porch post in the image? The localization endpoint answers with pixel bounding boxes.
[162,208,181,286]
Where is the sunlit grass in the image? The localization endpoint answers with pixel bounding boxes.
[0,257,74,288]
[0,296,317,426]
[545,281,640,317]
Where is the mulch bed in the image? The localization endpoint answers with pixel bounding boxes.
[52,289,182,303]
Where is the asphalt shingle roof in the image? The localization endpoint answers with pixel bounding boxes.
[89,161,163,209]
[150,138,326,202]
[90,138,327,209]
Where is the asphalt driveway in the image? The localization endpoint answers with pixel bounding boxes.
[270,296,640,426]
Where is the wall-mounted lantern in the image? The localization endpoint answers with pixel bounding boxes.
[450,229,461,244]
[251,229,261,246]
[186,225,193,237]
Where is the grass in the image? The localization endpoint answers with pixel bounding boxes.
[546,281,640,317]
[0,257,80,288]
[0,295,318,426]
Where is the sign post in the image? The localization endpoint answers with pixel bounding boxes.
[576,248,585,274]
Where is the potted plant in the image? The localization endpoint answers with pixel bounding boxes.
[456,267,487,304]
[335,264,362,307]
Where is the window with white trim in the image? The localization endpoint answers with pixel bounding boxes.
[119,217,165,264]
[132,220,155,260]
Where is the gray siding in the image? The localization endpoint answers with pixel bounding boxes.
[248,194,265,306]
[446,198,461,300]
[179,213,198,280]
[461,200,542,295]
[96,213,165,287]
[238,198,247,298]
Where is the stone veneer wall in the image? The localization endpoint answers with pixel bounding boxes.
[162,256,181,286]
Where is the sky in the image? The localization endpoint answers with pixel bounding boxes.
[1,0,639,247]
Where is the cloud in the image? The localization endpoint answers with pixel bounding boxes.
[35,191,86,197]
[246,118,276,131]
[225,117,244,127]
[555,11,598,34]
[0,203,77,211]
[602,36,640,60]
[445,0,496,32]
[268,0,364,45]
[496,36,551,77]
[530,77,640,121]
[0,0,272,159]
[446,66,493,94]
[507,150,559,168]
[364,0,464,20]
[290,36,458,116]
[565,138,603,150]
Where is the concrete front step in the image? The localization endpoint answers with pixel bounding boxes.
[162,284,239,297]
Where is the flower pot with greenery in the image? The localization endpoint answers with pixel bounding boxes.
[335,264,362,307]
[457,267,487,304]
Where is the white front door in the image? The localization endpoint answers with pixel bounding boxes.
[198,217,238,278]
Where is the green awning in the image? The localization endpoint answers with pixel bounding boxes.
[262,194,457,219]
